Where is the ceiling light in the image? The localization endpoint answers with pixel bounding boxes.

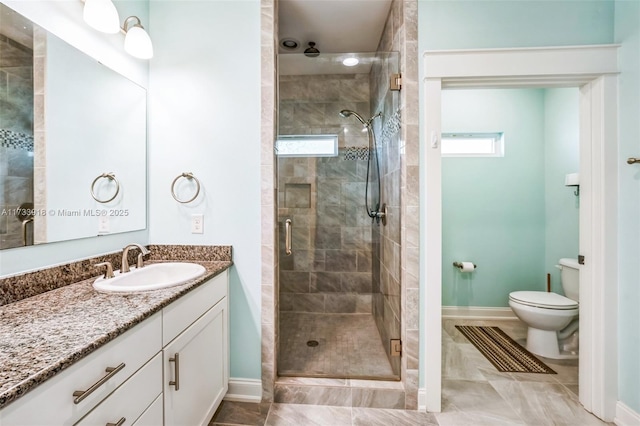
[122,16,153,59]
[83,0,120,34]
[280,38,299,50]
[343,57,359,67]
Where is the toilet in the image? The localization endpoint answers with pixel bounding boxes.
[508,258,580,359]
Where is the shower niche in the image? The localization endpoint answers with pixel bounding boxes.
[276,52,401,380]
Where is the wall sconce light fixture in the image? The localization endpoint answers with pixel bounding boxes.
[122,16,153,59]
[83,0,120,33]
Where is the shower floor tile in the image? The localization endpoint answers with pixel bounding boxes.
[278,312,396,379]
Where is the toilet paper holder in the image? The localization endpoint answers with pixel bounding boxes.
[453,261,477,270]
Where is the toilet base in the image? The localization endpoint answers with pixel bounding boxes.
[526,327,578,360]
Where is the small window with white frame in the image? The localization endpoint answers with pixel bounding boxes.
[441,132,504,157]
[275,134,338,157]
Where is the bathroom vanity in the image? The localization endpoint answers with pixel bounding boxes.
[0,251,231,426]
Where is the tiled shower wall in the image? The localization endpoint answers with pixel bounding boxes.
[0,33,34,249]
[278,74,374,314]
[376,0,421,410]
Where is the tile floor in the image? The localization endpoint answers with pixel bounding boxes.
[278,312,395,379]
[210,318,612,425]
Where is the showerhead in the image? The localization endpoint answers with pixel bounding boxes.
[339,109,382,127]
[339,109,367,125]
[304,42,320,58]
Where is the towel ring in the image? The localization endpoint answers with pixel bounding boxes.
[171,172,201,204]
[90,173,120,203]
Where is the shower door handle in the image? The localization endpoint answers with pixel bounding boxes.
[285,219,292,256]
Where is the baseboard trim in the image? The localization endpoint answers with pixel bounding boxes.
[418,388,427,412]
[442,306,517,320]
[224,378,262,403]
[615,401,640,426]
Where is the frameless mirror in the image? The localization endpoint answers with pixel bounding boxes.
[0,3,147,249]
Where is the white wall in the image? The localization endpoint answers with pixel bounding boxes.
[0,0,150,277]
[148,0,262,380]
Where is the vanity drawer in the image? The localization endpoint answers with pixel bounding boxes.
[76,353,162,426]
[0,312,162,426]
[133,394,163,426]
[163,270,227,345]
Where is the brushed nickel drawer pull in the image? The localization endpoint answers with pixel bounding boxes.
[72,363,125,404]
[106,417,126,426]
[169,353,180,391]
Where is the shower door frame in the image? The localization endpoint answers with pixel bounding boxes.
[422,45,619,420]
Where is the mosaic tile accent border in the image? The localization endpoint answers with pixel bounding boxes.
[344,147,370,161]
[0,129,34,152]
[380,108,402,147]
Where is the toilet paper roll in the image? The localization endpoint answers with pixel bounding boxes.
[459,262,475,272]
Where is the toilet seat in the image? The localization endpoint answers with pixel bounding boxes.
[509,291,578,310]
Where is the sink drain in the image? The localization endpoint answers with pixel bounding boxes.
[306,340,319,347]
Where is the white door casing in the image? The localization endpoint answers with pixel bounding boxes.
[421,45,619,420]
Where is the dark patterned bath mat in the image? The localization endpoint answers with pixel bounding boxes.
[455,325,556,374]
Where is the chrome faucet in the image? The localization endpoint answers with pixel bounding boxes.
[121,243,150,273]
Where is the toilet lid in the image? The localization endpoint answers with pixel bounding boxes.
[509,291,578,310]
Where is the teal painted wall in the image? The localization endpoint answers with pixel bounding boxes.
[544,89,580,295]
[441,89,546,307]
[442,88,579,308]
[420,0,614,50]
[615,0,640,414]
[148,0,262,380]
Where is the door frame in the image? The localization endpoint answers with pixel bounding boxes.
[421,45,620,421]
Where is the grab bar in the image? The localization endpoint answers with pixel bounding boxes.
[285,219,292,256]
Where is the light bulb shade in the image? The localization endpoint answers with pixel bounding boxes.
[83,0,120,34]
[124,25,153,59]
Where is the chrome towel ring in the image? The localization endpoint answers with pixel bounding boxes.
[90,173,120,203]
[171,172,201,204]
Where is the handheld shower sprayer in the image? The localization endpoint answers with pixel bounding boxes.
[339,109,387,225]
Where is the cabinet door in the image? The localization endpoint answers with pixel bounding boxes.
[163,298,228,426]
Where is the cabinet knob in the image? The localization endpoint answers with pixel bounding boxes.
[106,417,126,426]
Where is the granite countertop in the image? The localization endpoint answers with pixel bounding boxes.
[0,260,232,409]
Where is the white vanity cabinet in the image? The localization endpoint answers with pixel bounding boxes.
[0,269,229,426]
[163,269,229,426]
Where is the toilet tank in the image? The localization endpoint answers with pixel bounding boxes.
[559,258,580,302]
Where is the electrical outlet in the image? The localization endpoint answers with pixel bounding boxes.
[191,214,204,234]
[98,215,110,234]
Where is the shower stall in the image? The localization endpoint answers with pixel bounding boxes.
[276,52,401,380]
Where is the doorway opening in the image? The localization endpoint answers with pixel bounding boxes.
[422,45,619,421]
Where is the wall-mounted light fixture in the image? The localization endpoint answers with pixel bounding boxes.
[81,0,153,59]
[83,0,120,34]
[122,16,153,59]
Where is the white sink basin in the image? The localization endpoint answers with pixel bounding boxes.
[93,262,207,293]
